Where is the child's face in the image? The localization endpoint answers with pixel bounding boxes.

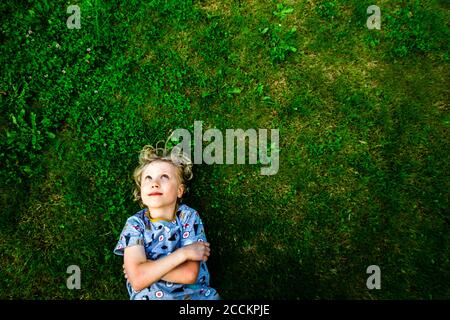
[140,161,184,215]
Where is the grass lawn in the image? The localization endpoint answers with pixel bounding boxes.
[1,0,449,299]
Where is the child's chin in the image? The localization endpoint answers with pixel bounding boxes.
[147,201,163,207]
[147,200,170,208]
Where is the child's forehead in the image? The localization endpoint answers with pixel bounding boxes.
[142,161,177,175]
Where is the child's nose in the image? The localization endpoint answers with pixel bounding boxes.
[151,180,160,188]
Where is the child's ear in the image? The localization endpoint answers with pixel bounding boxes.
[177,184,185,198]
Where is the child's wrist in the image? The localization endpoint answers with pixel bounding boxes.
[176,246,188,263]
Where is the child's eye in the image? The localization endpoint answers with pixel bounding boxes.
[145,175,152,180]
[161,174,169,179]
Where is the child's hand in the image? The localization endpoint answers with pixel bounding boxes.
[122,264,128,279]
[181,242,211,262]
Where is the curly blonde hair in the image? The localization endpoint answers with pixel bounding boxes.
[133,141,193,207]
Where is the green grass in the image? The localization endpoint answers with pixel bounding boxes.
[1,0,449,299]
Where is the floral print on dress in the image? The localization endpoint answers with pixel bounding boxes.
[114,204,219,300]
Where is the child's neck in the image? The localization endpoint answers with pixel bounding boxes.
[147,203,178,222]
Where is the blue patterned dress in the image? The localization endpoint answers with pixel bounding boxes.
[114,204,220,300]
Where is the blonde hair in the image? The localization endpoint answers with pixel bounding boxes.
[133,141,193,207]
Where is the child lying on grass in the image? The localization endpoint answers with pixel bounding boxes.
[114,145,219,300]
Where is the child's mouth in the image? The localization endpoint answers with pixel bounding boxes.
[149,192,163,196]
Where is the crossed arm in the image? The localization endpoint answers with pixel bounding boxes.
[123,242,210,292]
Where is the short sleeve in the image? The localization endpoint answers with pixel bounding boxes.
[113,215,145,256]
[179,208,207,246]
